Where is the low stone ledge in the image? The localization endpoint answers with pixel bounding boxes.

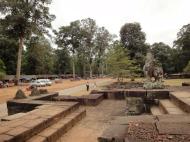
[52,95,79,102]
[147,90,169,99]
[79,93,104,106]
[53,93,104,106]
[182,82,190,86]
[7,92,59,115]
[126,89,147,98]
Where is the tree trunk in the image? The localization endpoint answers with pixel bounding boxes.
[72,56,75,79]
[83,64,86,78]
[15,36,24,85]
[101,63,104,76]
[105,63,108,75]
[89,63,92,78]
[98,63,101,77]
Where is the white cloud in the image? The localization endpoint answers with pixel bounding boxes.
[50,0,190,46]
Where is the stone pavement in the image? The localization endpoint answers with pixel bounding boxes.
[57,100,126,142]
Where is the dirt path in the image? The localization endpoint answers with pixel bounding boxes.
[58,79,112,96]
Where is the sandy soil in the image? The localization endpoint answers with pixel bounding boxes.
[0,78,113,104]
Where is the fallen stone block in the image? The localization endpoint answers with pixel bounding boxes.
[98,125,127,142]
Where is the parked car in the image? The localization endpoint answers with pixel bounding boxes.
[30,80,46,87]
[38,79,52,86]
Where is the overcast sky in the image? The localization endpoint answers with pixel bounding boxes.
[50,0,190,46]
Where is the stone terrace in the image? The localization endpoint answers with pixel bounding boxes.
[1,87,190,142]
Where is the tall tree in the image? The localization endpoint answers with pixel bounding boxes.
[120,23,148,69]
[81,18,97,78]
[95,27,112,76]
[0,0,55,84]
[174,24,190,71]
[120,23,146,58]
[55,20,82,78]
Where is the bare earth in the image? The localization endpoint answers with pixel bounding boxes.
[0,78,113,104]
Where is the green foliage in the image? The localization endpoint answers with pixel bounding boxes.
[23,36,55,74]
[55,20,84,78]
[0,59,6,79]
[95,27,112,75]
[55,18,112,77]
[174,24,190,71]
[54,48,72,74]
[151,42,176,73]
[0,0,55,84]
[0,59,6,72]
[119,23,149,71]
[143,81,164,89]
[55,20,82,54]
[120,23,147,60]
[0,37,18,74]
[184,61,190,73]
[106,42,140,81]
[0,0,55,39]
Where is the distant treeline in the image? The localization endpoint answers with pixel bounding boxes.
[0,0,190,82]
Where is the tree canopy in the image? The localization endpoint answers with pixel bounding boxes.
[151,42,174,73]
[120,23,146,58]
[174,24,190,71]
[120,22,148,69]
[106,41,140,81]
[0,0,55,84]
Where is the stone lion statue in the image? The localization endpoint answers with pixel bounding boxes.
[143,52,163,82]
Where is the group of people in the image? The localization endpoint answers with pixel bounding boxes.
[86,81,97,91]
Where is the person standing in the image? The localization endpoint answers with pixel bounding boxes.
[86,82,89,91]
[94,82,97,88]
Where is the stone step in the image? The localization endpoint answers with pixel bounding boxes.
[27,108,86,142]
[0,102,80,142]
[159,99,186,115]
[170,91,190,113]
[1,113,27,121]
[150,106,164,115]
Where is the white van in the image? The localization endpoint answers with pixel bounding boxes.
[38,79,52,86]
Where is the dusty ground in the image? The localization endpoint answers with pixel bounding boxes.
[122,78,190,87]
[0,78,113,104]
[57,100,126,142]
[164,78,190,86]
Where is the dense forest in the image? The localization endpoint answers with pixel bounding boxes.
[0,0,190,81]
